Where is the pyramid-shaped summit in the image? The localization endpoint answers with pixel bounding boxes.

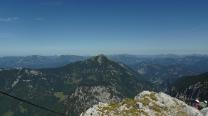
[89,54,110,64]
[64,54,151,115]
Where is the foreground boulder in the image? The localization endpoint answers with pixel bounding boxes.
[201,108,208,116]
[81,91,204,116]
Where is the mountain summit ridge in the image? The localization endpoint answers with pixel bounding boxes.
[63,55,151,115]
[0,55,151,116]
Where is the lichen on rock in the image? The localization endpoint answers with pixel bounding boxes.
[81,91,204,116]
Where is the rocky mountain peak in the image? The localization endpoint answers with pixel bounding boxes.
[91,54,109,64]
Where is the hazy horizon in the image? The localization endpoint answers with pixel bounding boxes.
[0,53,208,57]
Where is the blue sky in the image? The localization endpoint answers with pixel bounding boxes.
[0,0,208,56]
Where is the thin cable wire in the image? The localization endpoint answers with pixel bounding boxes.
[0,90,65,116]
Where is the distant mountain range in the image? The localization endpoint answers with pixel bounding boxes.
[0,55,151,116]
[1,54,208,88]
[109,54,208,88]
[0,55,87,69]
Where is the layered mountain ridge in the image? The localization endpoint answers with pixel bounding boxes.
[0,55,151,116]
[1,54,208,89]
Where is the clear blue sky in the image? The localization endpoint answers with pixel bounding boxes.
[0,0,208,56]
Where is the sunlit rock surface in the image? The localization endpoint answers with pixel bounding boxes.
[81,91,204,116]
[201,108,208,116]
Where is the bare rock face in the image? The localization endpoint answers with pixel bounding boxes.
[169,72,208,102]
[66,86,121,116]
[201,108,208,116]
[81,91,204,116]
